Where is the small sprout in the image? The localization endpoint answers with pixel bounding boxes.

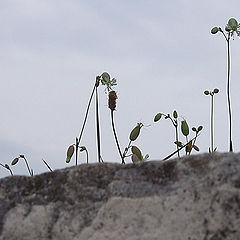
[66,145,75,163]
[11,157,19,165]
[181,120,189,137]
[154,113,162,122]
[80,146,87,152]
[211,27,219,34]
[129,123,143,141]
[213,88,219,94]
[173,110,178,119]
[204,90,210,95]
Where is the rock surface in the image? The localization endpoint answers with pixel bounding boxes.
[1,152,240,240]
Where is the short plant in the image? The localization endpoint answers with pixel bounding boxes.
[0,163,13,176]
[154,111,203,157]
[211,18,240,152]
[11,155,33,176]
[204,88,219,152]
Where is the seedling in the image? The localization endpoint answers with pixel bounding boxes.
[11,155,33,176]
[0,163,13,176]
[211,18,240,152]
[66,72,117,165]
[204,88,219,152]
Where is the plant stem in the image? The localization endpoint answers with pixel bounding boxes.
[76,83,96,165]
[42,159,53,172]
[95,86,102,163]
[174,124,180,158]
[211,94,214,152]
[23,156,32,176]
[110,110,125,164]
[226,35,233,152]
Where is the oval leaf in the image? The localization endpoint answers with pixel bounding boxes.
[193,145,200,151]
[173,110,178,119]
[131,146,142,160]
[132,154,140,163]
[129,125,141,141]
[228,18,238,29]
[12,157,19,165]
[154,113,162,122]
[66,145,75,163]
[211,27,219,34]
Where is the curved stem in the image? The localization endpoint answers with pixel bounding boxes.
[111,110,124,164]
[211,94,214,152]
[226,37,233,152]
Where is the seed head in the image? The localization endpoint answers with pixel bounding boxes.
[108,90,117,111]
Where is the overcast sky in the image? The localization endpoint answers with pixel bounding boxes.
[0,0,240,178]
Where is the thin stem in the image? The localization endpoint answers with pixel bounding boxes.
[23,156,33,176]
[122,140,132,160]
[211,94,214,152]
[111,110,125,164]
[174,124,180,158]
[76,84,96,165]
[0,163,13,176]
[95,87,102,163]
[86,149,89,164]
[226,36,233,152]
[42,159,53,172]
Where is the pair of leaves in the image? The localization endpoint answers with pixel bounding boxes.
[131,145,149,163]
[66,145,87,163]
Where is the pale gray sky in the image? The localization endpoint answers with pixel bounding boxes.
[0,0,240,177]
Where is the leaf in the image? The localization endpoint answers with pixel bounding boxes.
[132,154,140,163]
[211,27,219,34]
[131,146,142,161]
[4,164,10,170]
[154,113,162,122]
[11,157,19,165]
[80,146,87,152]
[193,145,200,151]
[181,120,189,137]
[186,140,193,153]
[129,124,142,141]
[197,126,203,132]
[204,90,210,95]
[174,141,183,147]
[213,88,219,94]
[143,154,149,161]
[66,145,75,163]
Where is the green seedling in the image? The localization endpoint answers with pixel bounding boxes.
[66,72,117,165]
[0,163,13,176]
[11,154,33,176]
[131,145,149,163]
[154,110,181,157]
[204,88,219,152]
[79,146,89,164]
[211,18,239,152]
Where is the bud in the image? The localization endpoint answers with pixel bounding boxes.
[12,157,19,165]
[181,120,189,137]
[173,110,178,119]
[66,145,75,163]
[101,72,110,82]
[108,90,117,111]
[213,88,219,94]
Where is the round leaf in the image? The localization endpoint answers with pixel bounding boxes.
[228,18,238,29]
[213,88,219,94]
[129,125,141,141]
[66,145,75,163]
[12,157,19,165]
[204,90,209,95]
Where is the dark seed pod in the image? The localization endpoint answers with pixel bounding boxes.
[108,91,117,111]
[12,157,19,165]
[66,145,75,163]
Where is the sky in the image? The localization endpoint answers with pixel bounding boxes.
[0,0,240,178]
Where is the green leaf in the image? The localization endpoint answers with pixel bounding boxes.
[213,88,219,94]
[66,145,75,163]
[129,124,142,141]
[193,145,200,151]
[80,146,87,152]
[192,127,197,132]
[4,164,10,170]
[181,120,189,137]
[174,141,183,147]
[143,154,149,161]
[173,110,178,119]
[11,157,19,165]
[154,113,162,122]
[131,146,142,161]
[186,140,193,153]
[204,90,210,95]
[197,126,203,132]
[211,27,219,34]
[132,154,140,163]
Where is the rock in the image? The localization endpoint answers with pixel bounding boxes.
[0,152,240,240]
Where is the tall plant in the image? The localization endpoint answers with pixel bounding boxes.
[211,18,240,152]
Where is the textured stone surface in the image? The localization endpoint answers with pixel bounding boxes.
[1,152,240,240]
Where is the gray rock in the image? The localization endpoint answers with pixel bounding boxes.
[1,152,240,240]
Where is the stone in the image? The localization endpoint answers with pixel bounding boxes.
[0,152,240,240]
